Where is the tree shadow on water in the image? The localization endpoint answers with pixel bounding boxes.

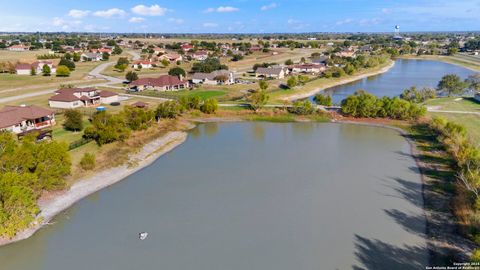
[352,234,428,270]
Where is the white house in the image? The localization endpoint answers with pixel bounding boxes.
[15,61,57,75]
[255,67,288,79]
[7,44,30,51]
[132,60,153,69]
[81,52,103,62]
[0,105,55,134]
[48,88,119,109]
[189,50,209,61]
[129,75,190,92]
[192,70,235,85]
[291,64,326,74]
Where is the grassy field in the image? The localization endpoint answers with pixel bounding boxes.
[424,97,480,146]
[0,49,52,62]
[399,54,480,72]
[424,97,480,112]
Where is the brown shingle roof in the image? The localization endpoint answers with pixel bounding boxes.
[0,105,53,129]
[130,75,188,87]
[99,90,118,97]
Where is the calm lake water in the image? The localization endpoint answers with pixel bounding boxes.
[0,122,427,270]
[320,59,475,104]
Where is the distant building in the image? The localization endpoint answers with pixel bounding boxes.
[255,67,288,79]
[129,75,190,92]
[81,52,103,62]
[189,50,209,61]
[0,105,55,134]
[291,64,326,74]
[132,60,153,69]
[192,70,235,85]
[15,60,57,75]
[7,44,30,51]
[48,88,119,109]
[159,54,183,63]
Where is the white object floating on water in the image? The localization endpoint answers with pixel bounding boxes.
[139,232,148,240]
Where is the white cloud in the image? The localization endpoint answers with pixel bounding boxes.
[204,6,239,13]
[52,17,65,26]
[68,9,90,18]
[381,8,392,14]
[336,18,354,25]
[359,18,381,26]
[203,22,218,28]
[168,18,184,25]
[261,3,277,11]
[287,19,309,30]
[93,8,127,18]
[131,4,168,16]
[129,17,145,23]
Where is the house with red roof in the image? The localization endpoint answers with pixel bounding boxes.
[129,75,190,92]
[15,60,57,75]
[189,50,209,61]
[181,44,194,52]
[0,105,55,134]
[132,60,153,69]
[91,48,113,55]
[7,44,30,51]
[48,88,119,109]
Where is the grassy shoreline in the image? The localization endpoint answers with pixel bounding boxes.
[398,55,480,72]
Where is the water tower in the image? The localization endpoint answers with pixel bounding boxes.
[393,25,402,40]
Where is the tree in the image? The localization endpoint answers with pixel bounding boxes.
[285,59,293,65]
[258,80,269,91]
[72,52,80,62]
[161,59,170,67]
[314,94,332,106]
[113,46,123,55]
[126,71,138,82]
[232,54,244,61]
[191,57,228,73]
[79,153,96,170]
[83,112,130,145]
[102,52,110,61]
[30,66,36,76]
[59,58,75,70]
[287,76,297,88]
[288,100,315,115]
[65,52,72,60]
[438,74,466,96]
[56,65,71,77]
[155,101,182,119]
[42,65,51,76]
[114,57,129,71]
[168,67,186,78]
[200,99,218,114]
[63,109,83,131]
[249,90,269,112]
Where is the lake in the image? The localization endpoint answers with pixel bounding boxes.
[0,122,427,270]
[319,59,475,104]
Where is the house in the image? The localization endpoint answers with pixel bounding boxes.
[91,48,113,55]
[65,47,83,54]
[249,45,262,52]
[48,88,119,109]
[15,61,57,75]
[15,63,33,75]
[311,56,329,65]
[159,54,183,63]
[255,67,288,79]
[129,75,190,92]
[7,44,30,51]
[132,60,153,69]
[291,64,326,74]
[181,44,194,52]
[0,105,55,134]
[189,50,209,61]
[192,70,235,85]
[81,52,103,62]
[153,47,165,54]
[335,48,356,58]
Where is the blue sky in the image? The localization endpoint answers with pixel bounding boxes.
[1,0,479,33]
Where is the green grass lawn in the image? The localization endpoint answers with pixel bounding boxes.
[428,112,480,146]
[424,97,480,112]
[131,88,229,100]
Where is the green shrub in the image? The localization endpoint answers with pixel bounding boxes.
[200,98,218,114]
[79,153,96,170]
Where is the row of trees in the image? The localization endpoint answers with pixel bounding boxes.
[0,133,71,237]
[84,99,218,145]
[437,74,480,96]
[341,90,426,120]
